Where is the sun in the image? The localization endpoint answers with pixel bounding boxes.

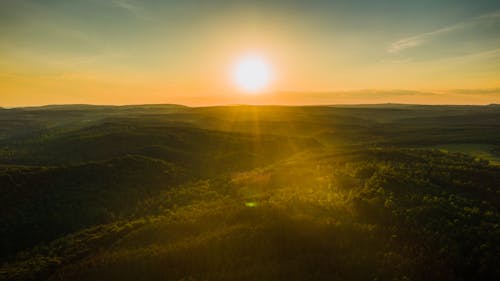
[233,55,273,93]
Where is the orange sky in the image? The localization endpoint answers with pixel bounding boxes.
[1,1,499,106]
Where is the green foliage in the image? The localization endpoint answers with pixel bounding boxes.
[0,105,499,281]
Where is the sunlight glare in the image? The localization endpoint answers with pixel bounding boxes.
[233,55,273,93]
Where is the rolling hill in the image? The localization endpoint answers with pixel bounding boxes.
[1,104,499,281]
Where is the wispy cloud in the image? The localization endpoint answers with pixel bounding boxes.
[450,88,500,95]
[111,0,153,21]
[388,11,500,53]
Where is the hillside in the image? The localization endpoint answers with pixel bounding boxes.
[1,105,499,281]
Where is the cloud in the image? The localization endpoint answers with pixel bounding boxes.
[111,0,153,21]
[449,88,500,95]
[388,11,500,53]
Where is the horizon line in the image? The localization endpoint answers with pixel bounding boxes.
[2,102,500,110]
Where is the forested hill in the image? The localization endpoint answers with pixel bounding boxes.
[0,104,499,281]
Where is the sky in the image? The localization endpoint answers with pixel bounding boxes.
[1,0,499,106]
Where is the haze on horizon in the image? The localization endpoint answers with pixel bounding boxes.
[1,0,499,107]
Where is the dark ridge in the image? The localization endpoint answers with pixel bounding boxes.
[12,104,187,111]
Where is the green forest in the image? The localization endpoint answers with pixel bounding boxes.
[0,104,499,281]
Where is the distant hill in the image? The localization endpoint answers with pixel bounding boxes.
[16,104,187,111]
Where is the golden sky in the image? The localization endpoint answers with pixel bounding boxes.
[1,0,499,106]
